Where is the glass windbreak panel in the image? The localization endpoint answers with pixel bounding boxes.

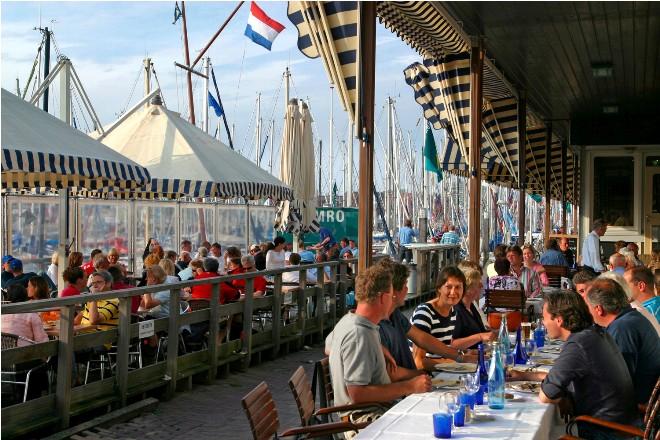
[593,156,634,226]
[652,225,660,253]
[135,205,176,272]
[652,173,660,214]
[79,203,129,262]
[180,206,215,248]
[8,198,60,273]
[217,205,246,253]
[249,206,277,245]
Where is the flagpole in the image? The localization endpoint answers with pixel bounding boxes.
[202,57,209,133]
[329,85,334,203]
[191,1,245,69]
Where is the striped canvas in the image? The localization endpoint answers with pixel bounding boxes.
[287,1,359,123]
[481,97,519,184]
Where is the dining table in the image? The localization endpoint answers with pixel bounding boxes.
[357,341,565,440]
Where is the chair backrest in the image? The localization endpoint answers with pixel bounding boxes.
[187,299,210,312]
[485,289,526,312]
[1,333,18,350]
[317,357,334,407]
[288,366,316,426]
[241,381,280,440]
[544,265,568,288]
[642,376,660,440]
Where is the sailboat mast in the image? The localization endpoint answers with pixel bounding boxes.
[284,67,290,108]
[181,1,195,125]
[329,86,334,203]
[41,27,51,112]
[347,121,354,207]
[269,119,274,174]
[202,57,209,133]
[256,92,261,167]
[386,96,394,230]
[143,58,152,107]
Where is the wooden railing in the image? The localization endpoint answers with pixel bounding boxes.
[1,246,459,438]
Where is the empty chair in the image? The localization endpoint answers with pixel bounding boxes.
[544,265,568,289]
[242,381,358,440]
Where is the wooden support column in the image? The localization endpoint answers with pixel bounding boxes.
[468,42,484,262]
[544,123,553,241]
[357,2,376,272]
[517,92,527,245]
[561,140,567,232]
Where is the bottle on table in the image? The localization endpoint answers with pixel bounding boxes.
[487,341,505,409]
[476,342,488,404]
[534,318,546,348]
[498,313,513,365]
[513,325,528,365]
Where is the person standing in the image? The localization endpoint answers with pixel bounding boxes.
[397,219,417,262]
[582,219,608,275]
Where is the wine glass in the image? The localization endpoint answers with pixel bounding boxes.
[460,373,480,395]
[525,338,537,364]
[439,391,461,426]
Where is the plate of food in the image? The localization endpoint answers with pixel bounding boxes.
[508,381,542,394]
[434,362,478,373]
[431,377,461,389]
[533,358,555,365]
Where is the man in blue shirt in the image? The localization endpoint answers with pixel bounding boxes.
[311,227,336,251]
[439,225,460,245]
[586,278,660,404]
[397,219,417,262]
[539,238,568,267]
[625,266,660,324]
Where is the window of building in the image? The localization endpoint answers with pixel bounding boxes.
[593,156,634,226]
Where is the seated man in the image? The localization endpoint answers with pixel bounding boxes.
[439,225,460,245]
[586,278,660,404]
[572,270,595,300]
[624,266,660,323]
[378,260,466,370]
[487,258,522,290]
[3,259,38,289]
[539,238,568,267]
[282,253,318,285]
[190,257,220,301]
[325,263,431,434]
[74,270,119,326]
[240,255,267,296]
[607,253,627,276]
[509,291,637,440]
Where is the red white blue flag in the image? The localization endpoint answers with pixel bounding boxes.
[244,2,285,51]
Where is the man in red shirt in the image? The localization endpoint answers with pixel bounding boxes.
[81,249,103,276]
[191,258,220,301]
[241,255,268,296]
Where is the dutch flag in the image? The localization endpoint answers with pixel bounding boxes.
[244,1,285,51]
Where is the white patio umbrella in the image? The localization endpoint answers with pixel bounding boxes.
[275,99,319,235]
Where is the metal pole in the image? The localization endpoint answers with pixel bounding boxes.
[284,67,290,111]
[181,1,195,125]
[387,97,393,231]
[202,57,210,133]
[329,86,334,197]
[59,59,71,124]
[256,93,261,166]
[42,27,50,112]
[561,140,567,232]
[143,58,151,99]
[318,140,323,206]
[191,1,245,69]
[544,123,553,242]
[269,119,274,174]
[357,2,376,272]
[347,121,354,207]
[517,92,527,245]
[468,42,484,262]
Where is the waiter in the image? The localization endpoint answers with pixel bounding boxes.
[581,219,608,275]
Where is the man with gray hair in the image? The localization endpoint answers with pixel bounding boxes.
[607,253,627,275]
[586,278,660,404]
[74,270,119,326]
[325,263,431,434]
[581,219,608,275]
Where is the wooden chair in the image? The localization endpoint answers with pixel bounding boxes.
[241,381,358,440]
[544,265,568,288]
[485,289,527,330]
[560,377,660,440]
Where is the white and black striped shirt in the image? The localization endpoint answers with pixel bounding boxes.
[411,303,456,358]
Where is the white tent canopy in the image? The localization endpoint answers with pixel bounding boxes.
[1,88,150,191]
[92,96,292,201]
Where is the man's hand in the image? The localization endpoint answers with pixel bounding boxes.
[383,346,398,376]
[406,374,432,394]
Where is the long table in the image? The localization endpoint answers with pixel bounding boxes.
[356,390,565,439]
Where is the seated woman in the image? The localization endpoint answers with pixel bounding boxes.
[523,245,549,286]
[453,265,495,349]
[1,285,49,346]
[411,266,464,370]
[488,258,522,290]
[107,247,128,277]
[141,265,174,320]
[240,255,267,297]
[27,276,58,322]
[507,245,542,298]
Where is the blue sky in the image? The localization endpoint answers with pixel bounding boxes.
[1,1,433,195]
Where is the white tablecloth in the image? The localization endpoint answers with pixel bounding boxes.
[355,391,564,440]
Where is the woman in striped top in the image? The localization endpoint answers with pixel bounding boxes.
[411,266,465,370]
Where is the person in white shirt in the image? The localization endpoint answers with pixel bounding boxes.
[581,219,607,275]
[265,236,287,270]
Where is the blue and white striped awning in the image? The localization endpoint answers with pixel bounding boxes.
[1,89,150,192]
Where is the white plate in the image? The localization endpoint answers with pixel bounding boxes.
[507,381,542,394]
[434,362,478,373]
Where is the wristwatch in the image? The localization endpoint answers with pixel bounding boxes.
[455,349,465,363]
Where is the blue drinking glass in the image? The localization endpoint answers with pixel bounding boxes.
[453,404,466,427]
[433,412,452,438]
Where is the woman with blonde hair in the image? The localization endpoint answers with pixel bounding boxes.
[522,244,549,286]
[107,247,127,276]
[453,264,494,349]
[158,258,180,284]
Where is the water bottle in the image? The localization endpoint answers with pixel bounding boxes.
[476,343,488,404]
[534,319,545,348]
[498,314,512,364]
[513,326,528,365]
[487,342,505,409]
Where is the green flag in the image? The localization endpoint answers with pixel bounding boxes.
[332,182,338,207]
[424,125,442,181]
[530,193,543,203]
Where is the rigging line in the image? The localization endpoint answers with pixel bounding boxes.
[174,62,181,114]
[232,40,247,119]
[71,87,91,132]
[239,101,257,156]
[151,65,166,107]
[22,39,44,99]
[119,64,143,117]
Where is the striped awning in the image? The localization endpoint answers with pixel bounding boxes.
[1,89,150,192]
[287,1,359,126]
[481,97,519,184]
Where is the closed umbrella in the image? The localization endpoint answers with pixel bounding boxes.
[275,99,319,235]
